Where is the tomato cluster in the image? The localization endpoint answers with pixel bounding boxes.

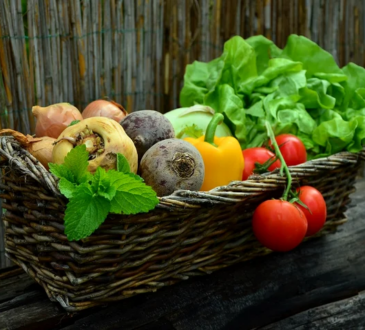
[252,186,327,252]
[241,134,307,180]
[242,133,327,252]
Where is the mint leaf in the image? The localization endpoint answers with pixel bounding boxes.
[68,120,80,126]
[117,153,130,173]
[63,145,91,184]
[91,167,117,201]
[126,172,144,182]
[49,145,91,185]
[64,185,110,241]
[49,163,75,182]
[58,178,77,198]
[50,146,158,241]
[107,171,159,214]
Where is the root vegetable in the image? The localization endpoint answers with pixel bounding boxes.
[52,117,138,174]
[82,99,128,122]
[0,129,55,170]
[139,138,205,197]
[32,103,83,138]
[120,110,175,164]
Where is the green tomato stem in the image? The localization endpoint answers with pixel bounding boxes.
[204,113,224,146]
[265,121,292,201]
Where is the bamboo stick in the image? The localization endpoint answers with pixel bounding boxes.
[12,0,30,133]
[264,0,271,39]
[83,0,93,105]
[68,0,80,109]
[136,0,144,110]
[70,0,85,110]
[103,0,112,98]
[92,0,100,100]
[144,0,152,109]
[271,0,276,43]
[155,0,163,112]
[0,0,15,130]
[124,0,136,112]
[38,0,53,105]
[109,0,116,103]
[305,0,312,39]
[57,0,68,103]
[0,64,5,129]
[4,0,24,132]
[257,0,263,36]
[16,0,33,133]
[354,1,360,65]
[48,0,59,105]
[50,0,62,102]
[114,0,123,105]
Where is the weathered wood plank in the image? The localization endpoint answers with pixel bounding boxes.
[0,273,35,304]
[261,291,365,330]
[0,299,73,330]
[0,290,44,313]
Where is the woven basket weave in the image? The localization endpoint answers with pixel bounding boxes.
[1,135,364,311]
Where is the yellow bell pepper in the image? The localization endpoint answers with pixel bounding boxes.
[184,113,244,191]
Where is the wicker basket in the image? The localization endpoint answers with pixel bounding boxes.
[1,135,364,312]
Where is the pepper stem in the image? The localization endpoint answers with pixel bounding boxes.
[265,121,292,201]
[204,113,224,146]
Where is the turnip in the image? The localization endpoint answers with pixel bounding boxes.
[139,138,205,197]
[120,110,175,163]
[52,117,138,174]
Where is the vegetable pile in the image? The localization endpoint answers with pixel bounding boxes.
[180,34,365,159]
[0,101,208,242]
[0,34,362,253]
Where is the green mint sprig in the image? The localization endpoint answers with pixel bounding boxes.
[49,145,159,241]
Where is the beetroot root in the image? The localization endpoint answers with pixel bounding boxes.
[139,138,205,197]
[120,110,175,164]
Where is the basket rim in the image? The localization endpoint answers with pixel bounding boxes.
[1,135,364,210]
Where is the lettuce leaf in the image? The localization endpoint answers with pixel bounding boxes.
[179,34,365,156]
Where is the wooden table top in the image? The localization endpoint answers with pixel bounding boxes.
[1,179,365,330]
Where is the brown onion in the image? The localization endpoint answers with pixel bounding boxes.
[0,129,55,170]
[82,99,128,122]
[32,103,83,138]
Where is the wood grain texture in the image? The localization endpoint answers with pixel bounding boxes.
[260,291,365,330]
[0,0,364,133]
[1,179,365,329]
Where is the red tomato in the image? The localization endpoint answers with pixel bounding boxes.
[242,147,281,180]
[252,200,308,252]
[269,134,307,166]
[296,186,327,236]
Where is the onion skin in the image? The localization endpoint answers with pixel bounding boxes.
[28,136,55,170]
[52,117,138,174]
[32,103,83,139]
[82,100,127,122]
[0,129,55,170]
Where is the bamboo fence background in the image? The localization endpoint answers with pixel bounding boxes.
[0,0,364,135]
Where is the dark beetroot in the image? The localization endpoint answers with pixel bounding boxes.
[139,138,205,197]
[120,110,175,163]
